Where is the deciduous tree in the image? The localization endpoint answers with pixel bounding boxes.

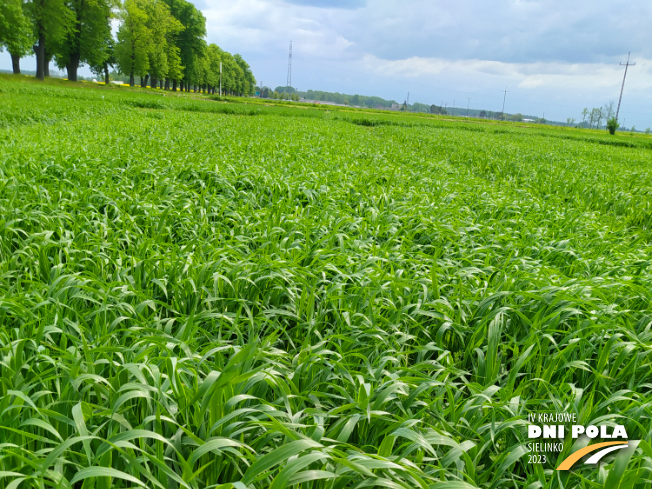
[234,53,255,95]
[143,0,183,88]
[0,0,33,74]
[89,34,115,84]
[28,0,74,80]
[603,100,615,122]
[161,0,205,89]
[54,0,114,81]
[115,0,150,86]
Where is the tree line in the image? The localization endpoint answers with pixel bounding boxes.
[579,101,616,129]
[0,0,256,94]
[292,89,399,109]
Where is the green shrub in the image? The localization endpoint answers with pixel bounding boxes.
[606,116,619,134]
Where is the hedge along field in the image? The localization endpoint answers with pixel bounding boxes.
[1,77,652,489]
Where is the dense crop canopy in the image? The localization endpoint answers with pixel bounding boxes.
[1,77,652,488]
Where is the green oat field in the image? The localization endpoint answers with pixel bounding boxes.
[2,75,652,488]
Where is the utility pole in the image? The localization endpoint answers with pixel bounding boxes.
[219,61,222,97]
[453,99,456,116]
[501,87,508,120]
[286,41,292,99]
[467,98,471,117]
[616,52,635,122]
[407,92,410,106]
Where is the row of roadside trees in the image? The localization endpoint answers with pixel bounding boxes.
[0,0,255,94]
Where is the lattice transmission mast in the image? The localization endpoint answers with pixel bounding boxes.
[286,42,292,95]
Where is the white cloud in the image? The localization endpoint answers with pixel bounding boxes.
[361,54,652,93]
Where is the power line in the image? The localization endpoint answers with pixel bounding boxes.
[616,52,635,122]
[272,56,652,122]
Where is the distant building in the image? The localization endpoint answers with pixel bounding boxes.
[523,118,535,122]
[391,103,400,110]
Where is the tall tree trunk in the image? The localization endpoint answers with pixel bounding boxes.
[172,80,177,91]
[34,34,45,80]
[44,49,53,77]
[130,72,134,87]
[66,52,80,81]
[104,65,109,85]
[10,53,21,74]
[165,78,169,90]
[150,76,157,88]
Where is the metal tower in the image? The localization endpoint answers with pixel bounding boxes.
[286,41,292,92]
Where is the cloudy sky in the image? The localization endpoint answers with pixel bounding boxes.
[4,0,651,127]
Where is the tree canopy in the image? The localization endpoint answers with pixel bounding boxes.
[1,0,255,93]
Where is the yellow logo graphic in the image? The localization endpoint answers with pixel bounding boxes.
[556,441,629,471]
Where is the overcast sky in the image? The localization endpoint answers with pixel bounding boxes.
[4,0,651,127]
